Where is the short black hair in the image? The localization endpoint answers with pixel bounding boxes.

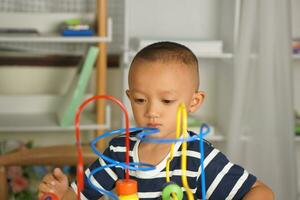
[131,41,198,70]
[130,41,199,89]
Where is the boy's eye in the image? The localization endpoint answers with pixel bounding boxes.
[162,99,175,104]
[134,98,146,104]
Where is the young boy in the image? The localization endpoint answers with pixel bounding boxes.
[38,41,274,199]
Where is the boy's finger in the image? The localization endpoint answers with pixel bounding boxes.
[53,168,67,182]
[38,182,54,194]
[42,175,56,186]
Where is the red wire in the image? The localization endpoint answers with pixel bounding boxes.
[75,95,130,199]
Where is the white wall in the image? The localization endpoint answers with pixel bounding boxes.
[127,0,220,40]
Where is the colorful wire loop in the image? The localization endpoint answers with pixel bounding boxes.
[75,96,210,200]
[75,95,132,200]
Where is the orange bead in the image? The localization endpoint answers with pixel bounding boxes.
[116,179,138,196]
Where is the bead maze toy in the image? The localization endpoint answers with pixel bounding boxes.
[41,95,209,200]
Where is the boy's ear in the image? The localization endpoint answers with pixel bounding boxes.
[189,91,205,113]
[125,90,131,99]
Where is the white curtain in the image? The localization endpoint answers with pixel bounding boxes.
[226,0,298,199]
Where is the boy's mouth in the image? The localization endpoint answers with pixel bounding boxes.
[146,123,161,128]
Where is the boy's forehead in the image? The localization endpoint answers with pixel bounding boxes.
[130,88,177,95]
[129,61,190,86]
[129,59,198,84]
[130,59,192,73]
[128,60,198,91]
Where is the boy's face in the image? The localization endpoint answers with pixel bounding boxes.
[126,60,205,138]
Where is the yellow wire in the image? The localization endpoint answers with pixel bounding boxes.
[165,103,193,200]
[166,105,181,181]
[166,147,178,200]
[177,104,193,200]
[165,108,181,200]
[166,144,174,182]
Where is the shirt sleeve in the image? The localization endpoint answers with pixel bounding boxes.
[71,142,120,200]
[197,145,257,200]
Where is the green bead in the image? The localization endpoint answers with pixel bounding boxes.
[162,183,183,200]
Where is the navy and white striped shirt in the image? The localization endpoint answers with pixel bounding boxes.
[71,131,256,200]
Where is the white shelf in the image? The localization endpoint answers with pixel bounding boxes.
[0,35,108,43]
[0,18,113,43]
[293,54,300,60]
[0,112,109,132]
[188,126,225,142]
[204,134,225,142]
[196,53,233,59]
[0,95,111,132]
[124,51,233,64]
[128,50,233,59]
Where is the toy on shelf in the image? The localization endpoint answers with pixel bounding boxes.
[60,19,94,37]
[75,95,209,200]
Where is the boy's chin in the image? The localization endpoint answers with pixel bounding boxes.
[147,130,176,139]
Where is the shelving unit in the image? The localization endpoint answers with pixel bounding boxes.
[0,0,111,142]
[121,1,239,150]
[0,12,112,43]
[293,54,300,60]
[0,36,108,43]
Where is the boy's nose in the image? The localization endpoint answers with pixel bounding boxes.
[145,103,159,118]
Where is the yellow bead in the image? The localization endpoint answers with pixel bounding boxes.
[119,194,139,200]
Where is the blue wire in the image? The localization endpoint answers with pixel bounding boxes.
[86,126,210,199]
[136,129,209,143]
[199,124,209,200]
[90,127,156,171]
[87,164,119,200]
[87,127,157,198]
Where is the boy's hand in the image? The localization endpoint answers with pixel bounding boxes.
[38,168,69,199]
